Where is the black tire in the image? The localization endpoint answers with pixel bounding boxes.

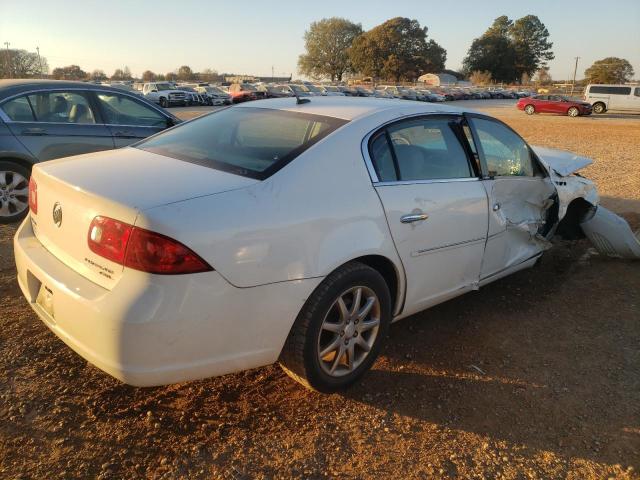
[279,262,391,392]
[592,102,606,114]
[0,161,31,224]
[159,97,168,108]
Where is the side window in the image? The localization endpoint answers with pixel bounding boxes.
[96,93,167,127]
[386,117,473,180]
[369,132,397,182]
[470,117,535,177]
[26,91,96,124]
[1,96,35,121]
[635,88,640,97]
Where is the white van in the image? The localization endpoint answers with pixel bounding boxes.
[584,84,640,113]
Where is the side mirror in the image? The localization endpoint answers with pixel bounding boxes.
[166,118,177,128]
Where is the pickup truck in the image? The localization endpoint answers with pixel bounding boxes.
[142,82,188,107]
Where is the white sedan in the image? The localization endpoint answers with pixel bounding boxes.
[14,97,639,392]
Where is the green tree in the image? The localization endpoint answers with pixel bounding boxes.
[51,65,86,80]
[350,17,446,82]
[0,49,48,78]
[510,15,554,78]
[584,57,634,84]
[463,15,553,83]
[298,17,362,81]
[534,67,552,85]
[463,35,517,83]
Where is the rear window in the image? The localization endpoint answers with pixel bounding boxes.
[136,107,347,179]
[589,86,632,95]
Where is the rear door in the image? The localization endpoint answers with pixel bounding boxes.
[368,115,488,313]
[465,114,556,279]
[2,90,114,161]
[92,91,172,147]
[609,87,633,110]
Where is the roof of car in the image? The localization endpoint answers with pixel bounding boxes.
[235,96,467,121]
[0,79,139,99]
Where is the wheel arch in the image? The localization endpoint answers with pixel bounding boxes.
[0,154,37,173]
[556,197,596,240]
[326,254,405,318]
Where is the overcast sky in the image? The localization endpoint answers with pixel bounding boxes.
[1,0,639,80]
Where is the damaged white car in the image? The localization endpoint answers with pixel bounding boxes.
[14,98,640,392]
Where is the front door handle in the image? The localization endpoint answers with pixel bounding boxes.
[401,213,429,223]
[493,203,501,211]
[22,128,47,135]
[113,131,136,138]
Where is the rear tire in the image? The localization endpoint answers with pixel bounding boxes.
[159,97,168,108]
[0,161,31,224]
[279,262,391,392]
[524,104,535,115]
[592,102,606,114]
[567,106,580,117]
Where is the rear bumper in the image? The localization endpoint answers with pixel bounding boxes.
[14,217,322,386]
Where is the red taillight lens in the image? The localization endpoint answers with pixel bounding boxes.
[125,228,213,274]
[28,177,37,214]
[87,216,213,275]
[88,216,133,264]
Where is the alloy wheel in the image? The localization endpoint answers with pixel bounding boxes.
[0,170,29,218]
[568,107,579,117]
[317,286,381,377]
[524,105,535,115]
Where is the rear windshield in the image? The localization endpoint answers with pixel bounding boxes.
[136,107,347,179]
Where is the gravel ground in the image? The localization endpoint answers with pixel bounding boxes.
[1,101,639,479]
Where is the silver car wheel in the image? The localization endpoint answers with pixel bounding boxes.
[524,105,535,115]
[568,107,579,117]
[0,170,29,218]
[317,286,381,377]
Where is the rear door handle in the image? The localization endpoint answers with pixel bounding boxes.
[21,128,47,135]
[113,131,137,138]
[401,213,429,223]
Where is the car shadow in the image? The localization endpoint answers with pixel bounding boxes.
[341,239,640,467]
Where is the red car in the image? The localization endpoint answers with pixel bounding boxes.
[228,83,266,103]
[517,95,593,117]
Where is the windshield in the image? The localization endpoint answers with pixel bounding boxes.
[324,86,339,92]
[305,84,322,93]
[290,85,310,93]
[155,83,176,90]
[136,107,348,180]
[240,84,257,91]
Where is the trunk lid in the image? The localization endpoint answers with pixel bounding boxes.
[30,147,257,290]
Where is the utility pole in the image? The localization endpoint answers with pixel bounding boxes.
[570,56,580,96]
[271,65,274,82]
[3,42,10,78]
[36,46,43,77]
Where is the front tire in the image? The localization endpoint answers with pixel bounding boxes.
[524,104,535,115]
[279,262,391,392]
[592,102,606,114]
[0,161,31,224]
[159,97,168,108]
[567,106,580,117]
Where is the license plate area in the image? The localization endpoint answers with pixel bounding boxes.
[36,284,55,323]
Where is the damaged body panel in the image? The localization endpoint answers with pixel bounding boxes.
[532,145,639,260]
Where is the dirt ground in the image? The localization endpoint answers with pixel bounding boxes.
[1,101,639,480]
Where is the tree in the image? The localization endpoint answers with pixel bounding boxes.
[177,65,194,81]
[90,69,107,81]
[584,57,634,84]
[51,65,87,80]
[510,15,554,78]
[534,67,552,85]
[111,68,125,80]
[0,49,48,78]
[350,17,446,82]
[198,68,219,82]
[165,72,177,82]
[463,35,518,83]
[298,17,363,81]
[463,15,554,83]
[141,70,156,82]
[469,70,493,86]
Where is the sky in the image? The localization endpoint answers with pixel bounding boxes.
[1,0,639,81]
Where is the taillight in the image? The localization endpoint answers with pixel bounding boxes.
[88,216,133,264]
[88,216,213,275]
[28,177,37,214]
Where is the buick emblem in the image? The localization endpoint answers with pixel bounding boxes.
[52,202,62,228]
